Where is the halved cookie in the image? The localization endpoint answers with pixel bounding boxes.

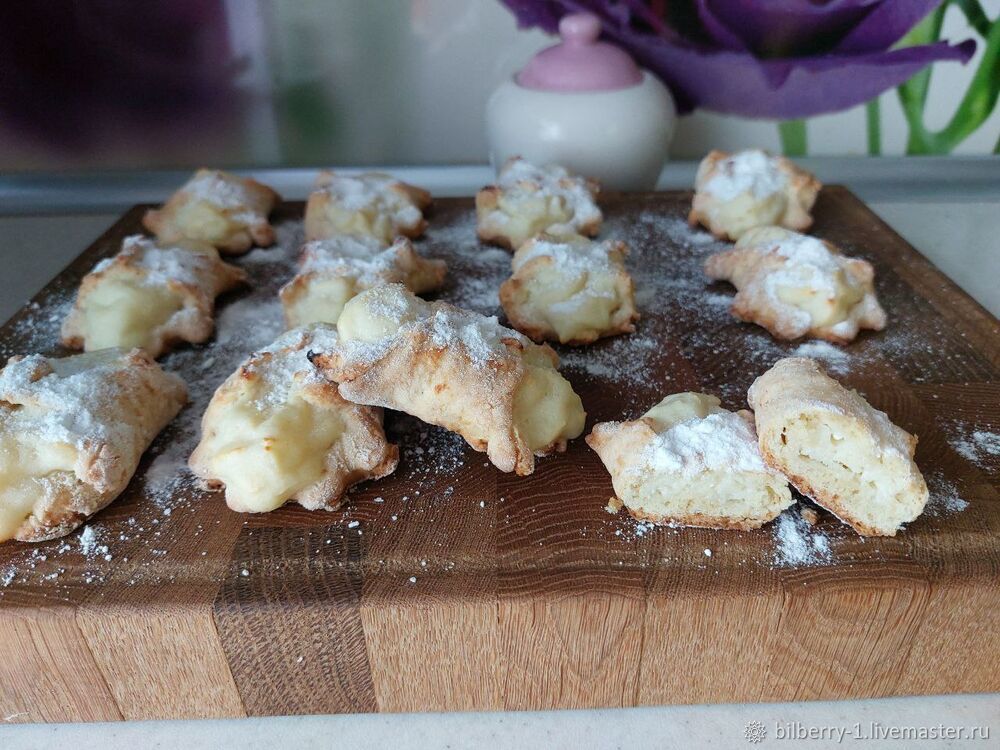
[748,357,928,536]
[587,392,792,529]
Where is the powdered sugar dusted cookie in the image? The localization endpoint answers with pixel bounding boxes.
[499,236,638,344]
[0,348,186,542]
[477,157,602,250]
[189,326,398,514]
[689,149,820,241]
[749,357,928,537]
[310,284,586,476]
[587,392,792,529]
[705,227,886,343]
[143,169,281,255]
[304,171,431,243]
[280,235,447,328]
[62,235,247,358]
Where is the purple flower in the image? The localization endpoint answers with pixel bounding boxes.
[501,0,976,118]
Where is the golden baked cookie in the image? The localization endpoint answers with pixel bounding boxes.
[304,171,431,243]
[310,284,586,476]
[143,169,280,254]
[689,149,820,241]
[0,348,186,542]
[587,392,792,529]
[748,357,928,536]
[62,234,246,358]
[476,157,601,250]
[280,235,447,328]
[189,325,398,513]
[704,227,887,343]
[499,236,638,344]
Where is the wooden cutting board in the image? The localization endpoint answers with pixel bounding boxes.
[1,189,998,724]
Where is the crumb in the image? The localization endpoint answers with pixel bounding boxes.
[605,496,623,515]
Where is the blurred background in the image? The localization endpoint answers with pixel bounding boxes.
[1,0,997,174]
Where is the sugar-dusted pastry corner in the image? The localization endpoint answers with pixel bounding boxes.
[476,156,602,251]
[143,168,281,255]
[304,171,431,244]
[499,235,638,345]
[705,227,886,344]
[189,325,398,514]
[309,284,586,476]
[689,149,820,241]
[748,357,928,536]
[280,235,447,328]
[0,348,186,543]
[61,234,247,359]
[587,392,792,529]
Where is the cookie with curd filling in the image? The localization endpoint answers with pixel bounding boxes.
[304,171,431,244]
[689,149,820,241]
[143,169,280,254]
[476,157,602,250]
[0,348,186,543]
[309,284,586,476]
[280,235,447,328]
[704,227,887,344]
[499,236,638,344]
[748,357,928,537]
[62,235,247,358]
[189,325,398,514]
[587,392,792,529]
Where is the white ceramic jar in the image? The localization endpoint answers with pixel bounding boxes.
[486,12,676,191]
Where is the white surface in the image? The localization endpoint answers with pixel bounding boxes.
[0,173,997,749]
[1,694,997,749]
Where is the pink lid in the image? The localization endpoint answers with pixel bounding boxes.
[516,12,643,92]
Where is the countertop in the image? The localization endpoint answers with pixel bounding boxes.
[1,159,998,749]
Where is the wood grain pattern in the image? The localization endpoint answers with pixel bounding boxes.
[0,189,998,722]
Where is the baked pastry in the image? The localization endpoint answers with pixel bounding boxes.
[0,349,186,543]
[189,325,398,513]
[587,392,792,529]
[143,169,281,254]
[280,235,447,328]
[476,157,602,250]
[304,171,431,243]
[689,149,820,241]
[61,234,247,358]
[310,284,586,476]
[748,357,929,536]
[704,227,887,343]
[499,236,638,344]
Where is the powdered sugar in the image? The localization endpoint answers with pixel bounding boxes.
[772,507,832,567]
[316,172,423,228]
[701,149,786,202]
[792,340,851,374]
[512,237,616,273]
[184,170,263,224]
[636,411,770,478]
[948,425,1000,468]
[491,157,602,231]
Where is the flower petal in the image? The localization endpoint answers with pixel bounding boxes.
[835,0,945,53]
[613,32,976,117]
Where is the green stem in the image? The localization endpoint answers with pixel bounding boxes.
[897,6,947,154]
[951,0,993,37]
[778,119,808,156]
[865,99,882,156]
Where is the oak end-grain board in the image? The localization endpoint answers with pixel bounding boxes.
[1,189,998,723]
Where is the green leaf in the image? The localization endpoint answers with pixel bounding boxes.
[778,119,808,156]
